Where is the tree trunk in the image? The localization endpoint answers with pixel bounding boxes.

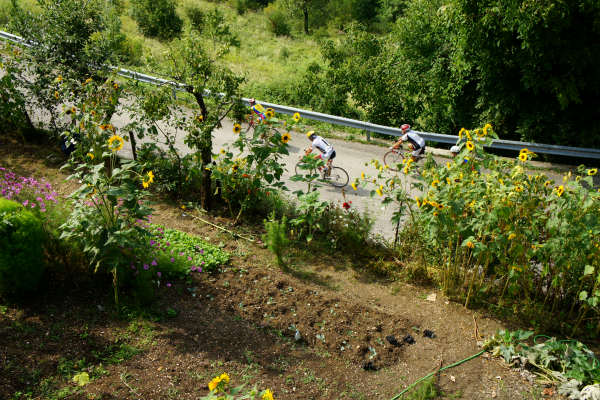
[303,4,309,34]
[191,89,212,211]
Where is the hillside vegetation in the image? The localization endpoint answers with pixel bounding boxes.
[3,0,599,148]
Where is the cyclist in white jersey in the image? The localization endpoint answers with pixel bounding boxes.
[305,131,336,174]
[391,124,426,161]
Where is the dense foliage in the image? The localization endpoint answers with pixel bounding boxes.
[131,0,183,40]
[309,0,600,148]
[0,198,45,297]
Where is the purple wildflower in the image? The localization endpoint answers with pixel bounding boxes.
[143,264,149,270]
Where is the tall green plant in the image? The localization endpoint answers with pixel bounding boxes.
[264,212,290,269]
[58,78,154,306]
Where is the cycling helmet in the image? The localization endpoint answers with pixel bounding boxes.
[401,123,411,132]
[306,130,316,139]
[450,145,460,154]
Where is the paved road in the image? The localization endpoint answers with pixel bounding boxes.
[29,102,570,240]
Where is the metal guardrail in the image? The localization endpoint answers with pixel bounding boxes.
[2,30,600,160]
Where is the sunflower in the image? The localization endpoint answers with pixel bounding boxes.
[265,108,275,118]
[82,78,92,86]
[281,132,291,144]
[293,112,301,122]
[458,128,466,139]
[520,148,530,155]
[519,153,528,162]
[113,82,119,90]
[466,241,475,249]
[86,152,94,160]
[446,162,452,169]
[446,177,451,185]
[70,106,77,114]
[196,114,204,123]
[147,171,154,184]
[361,172,365,180]
[544,180,552,188]
[433,211,439,217]
[54,91,59,100]
[466,141,474,151]
[415,197,422,208]
[465,130,472,140]
[107,135,124,152]
[376,186,383,196]
[262,389,274,400]
[587,168,598,176]
[231,164,239,172]
[431,179,440,188]
[233,123,242,134]
[555,185,564,197]
[515,185,523,192]
[483,123,492,136]
[55,75,63,83]
[220,148,226,155]
[436,203,443,210]
[351,181,358,191]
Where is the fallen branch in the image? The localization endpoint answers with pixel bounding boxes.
[189,208,255,242]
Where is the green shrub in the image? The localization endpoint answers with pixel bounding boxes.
[264,4,291,36]
[185,4,205,32]
[119,36,145,66]
[130,0,183,40]
[0,198,45,298]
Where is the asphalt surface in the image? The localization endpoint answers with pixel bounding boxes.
[29,102,570,240]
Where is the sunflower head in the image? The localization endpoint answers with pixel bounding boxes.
[587,168,597,176]
[265,108,275,118]
[519,152,528,162]
[281,132,291,144]
[233,123,241,134]
[107,135,124,152]
[466,141,474,151]
[293,112,301,122]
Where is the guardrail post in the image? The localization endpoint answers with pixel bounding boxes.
[172,87,177,100]
[365,130,371,141]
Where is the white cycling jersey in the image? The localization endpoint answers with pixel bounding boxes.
[401,131,425,149]
[311,136,335,159]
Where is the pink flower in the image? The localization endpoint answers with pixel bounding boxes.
[166,283,172,287]
[151,259,157,266]
[143,264,149,270]
[157,271,162,277]
[170,257,175,263]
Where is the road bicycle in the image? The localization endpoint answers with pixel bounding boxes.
[383,145,425,171]
[294,159,349,188]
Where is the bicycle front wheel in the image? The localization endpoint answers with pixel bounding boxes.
[383,150,406,172]
[295,161,310,176]
[327,166,349,188]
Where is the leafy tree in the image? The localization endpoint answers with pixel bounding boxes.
[166,12,243,210]
[131,0,183,40]
[280,0,328,34]
[454,0,600,146]
[9,0,124,135]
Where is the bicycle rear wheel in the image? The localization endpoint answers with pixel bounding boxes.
[326,166,349,188]
[383,150,406,171]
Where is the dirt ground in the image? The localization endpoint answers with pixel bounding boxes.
[0,140,558,399]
